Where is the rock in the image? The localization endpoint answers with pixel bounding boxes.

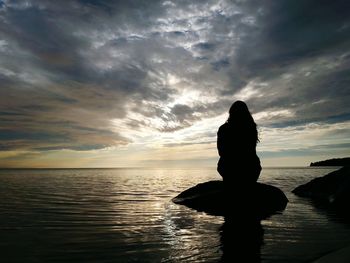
[172,180,288,219]
[312,244,350,263]
[292,166,350,210]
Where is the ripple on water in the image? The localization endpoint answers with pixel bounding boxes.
[0,167,350,262]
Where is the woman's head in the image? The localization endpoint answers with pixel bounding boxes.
[228,101,254,123]
[227,100,259,142]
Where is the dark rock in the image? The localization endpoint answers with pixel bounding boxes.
[310,157,350,167]
[292,166,350,209]
[172,180,288,219]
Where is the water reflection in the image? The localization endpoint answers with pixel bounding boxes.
[219,216,263,262]
[2,168,350,262]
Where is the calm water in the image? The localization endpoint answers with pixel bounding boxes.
[1,167,350,262]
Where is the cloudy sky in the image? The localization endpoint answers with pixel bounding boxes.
[0,0,349,168]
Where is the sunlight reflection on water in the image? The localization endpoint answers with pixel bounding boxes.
[1,167,350,262]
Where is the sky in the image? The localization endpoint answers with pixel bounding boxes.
[0,0,349,168]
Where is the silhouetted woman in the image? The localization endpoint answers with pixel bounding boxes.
[217,101,261,185]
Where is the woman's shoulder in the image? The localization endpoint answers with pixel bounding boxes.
[218,122,230,133]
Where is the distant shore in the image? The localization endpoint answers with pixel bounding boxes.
[310,157,350,167]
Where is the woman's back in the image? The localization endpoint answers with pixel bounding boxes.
[217,122,257,158]
[217,101,261,184]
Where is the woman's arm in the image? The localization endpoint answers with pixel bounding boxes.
[217,125,225,156]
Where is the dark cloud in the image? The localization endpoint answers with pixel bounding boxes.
[233,0,350,69]
[0,0,349,156]
[170,104,195,122]
[229,0,350,119]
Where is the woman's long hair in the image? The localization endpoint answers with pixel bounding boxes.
[227,100,259,144]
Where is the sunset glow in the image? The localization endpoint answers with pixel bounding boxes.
[0,1,349,168]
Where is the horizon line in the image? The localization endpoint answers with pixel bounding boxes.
[0,165,340,170]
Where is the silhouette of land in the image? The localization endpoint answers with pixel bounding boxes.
[310,157,350,167]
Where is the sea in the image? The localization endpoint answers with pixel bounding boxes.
[1,167,350,262]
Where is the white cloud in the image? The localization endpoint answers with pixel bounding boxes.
[0,0,349,167]
[258,121,350,152]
